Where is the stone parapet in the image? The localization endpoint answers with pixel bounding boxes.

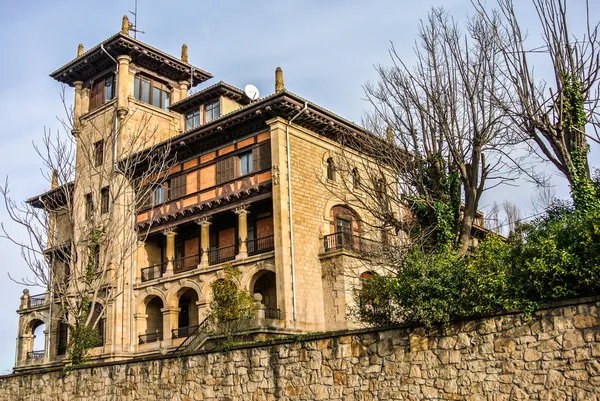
[2,296,600,400]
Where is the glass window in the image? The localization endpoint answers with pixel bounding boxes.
[162,90,170,109]
[141,78,151,103]
[204,101,220,123]
[335,218,351,234]
[239,151,253,176]
[134,76,140,99]
[85,193,94,219]
[94,140,104,167]
[153,185,165,205]
[186,110,200,130]
[104,76,114,102]
[100,187,109,214]
[152,87,161,108]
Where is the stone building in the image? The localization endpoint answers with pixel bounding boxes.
[14,16,394,371]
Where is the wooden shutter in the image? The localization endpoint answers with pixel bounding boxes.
[137,188,152,210]
[170,175,186,199]
[216,157,234,184]
[254,142,271,171]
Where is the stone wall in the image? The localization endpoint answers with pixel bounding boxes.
[2,297,599,400]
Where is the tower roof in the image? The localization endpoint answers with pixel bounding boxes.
[50,33,212,87]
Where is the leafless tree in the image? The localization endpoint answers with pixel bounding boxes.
[334,8,516,254]
[474,0,600,205]
[0,90,174,362]
[503,201,521,234]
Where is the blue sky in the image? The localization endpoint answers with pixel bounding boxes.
[0,0,597,372]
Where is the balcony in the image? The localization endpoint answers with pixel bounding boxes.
[140,235,276,283]
[139,332,162,345]
[28,294,46,308]
[27,351,44,360]
[172,325,200,339]
[141,262,166,282]
[323,232,382,255]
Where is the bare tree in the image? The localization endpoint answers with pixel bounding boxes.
[474,0,600,209]
[0,91,174,363]
[336,8,515,254]
[503,201,521,234]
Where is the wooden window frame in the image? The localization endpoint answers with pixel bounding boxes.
[85,193,94,219]
[185,109,200,130]
[204,100,220,123]
[89,74,115,110]
[94,140,104,167]
[100,187,109,214]
[133,74,171,110]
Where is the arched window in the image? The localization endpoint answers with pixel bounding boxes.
[175,288,200,338]
[326,158,335,181]
[252,271,278,318]
[141,296,164,344]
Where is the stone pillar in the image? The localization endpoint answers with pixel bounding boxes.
[197,219,211,267]
[179,81,189,101]
[135,240,146,284]
[163,230,176,276]
[116,55,131,118]
[235,207,249,259]
[161,307,180,341]
[81,88,90,115]
[73,81,83,129]
[20,289,30,310]
[134,313,147,344]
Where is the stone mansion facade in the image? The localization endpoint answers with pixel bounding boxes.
[14,16,391,371]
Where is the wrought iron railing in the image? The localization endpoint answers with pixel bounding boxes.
[208,244,237,265]
[173,254,200,274]
[28,294,45,308]
[265,308,281,320]
[138,331,162,344]
[247,235,275,256]
[27,350,44,360]
[141,262,166,282]
[174,317,209,356]
[172,324,200,339]
[323,232,382,254]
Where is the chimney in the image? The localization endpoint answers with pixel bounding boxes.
[77,43,84,57]
[275,67,284,92]
[121,16,130,36]
[181,44,189,63]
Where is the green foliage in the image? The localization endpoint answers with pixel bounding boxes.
[206,264,257,339]
[354,207,600,327]
[67,299,102,366]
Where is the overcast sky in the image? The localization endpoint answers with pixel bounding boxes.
[0,0,597,372]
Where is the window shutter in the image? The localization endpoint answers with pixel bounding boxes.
[254,142,271,171]
[170,175,186,199]
[217,157,234,184]
[137,188,152,210]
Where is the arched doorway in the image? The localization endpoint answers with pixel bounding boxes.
[327,205,362,251]
[29,319,45,360]
[141,296,163,344]
[175,288,199,338]
[252,271,278,319]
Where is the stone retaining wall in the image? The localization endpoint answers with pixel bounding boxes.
[1,297,599,400]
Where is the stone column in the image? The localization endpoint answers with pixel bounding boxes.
[135,240,146,284]
[179,81,189,101]
[235,207,249,259]
[134,313,148,345]
[81,88,90,115]
[116,55,131,118]
[163,230,176,276]
[73,81,83,129]
[197,219,211,267]
[20,289,30,310]
[161,307,180,341]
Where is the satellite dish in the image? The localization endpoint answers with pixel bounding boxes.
[244,84,260,101]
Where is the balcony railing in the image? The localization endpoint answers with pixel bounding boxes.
[323,232,382,254]
[265,308,281,320]
[28,294,45,308]
[247,235,275,256]
[172,325,200,339]
[141,262,166,282]
[27,350,44,360]
[138,332,162,344]
[208,244,237,265]
[173,254,200,274]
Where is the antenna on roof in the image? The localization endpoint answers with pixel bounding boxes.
[128,0,145,38]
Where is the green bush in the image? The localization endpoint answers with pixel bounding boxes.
[353,207,600,327]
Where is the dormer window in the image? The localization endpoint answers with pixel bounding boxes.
[204,100,220,123]
[134,75,170,110]
[185,110,200,130]
[89,75,115,110]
